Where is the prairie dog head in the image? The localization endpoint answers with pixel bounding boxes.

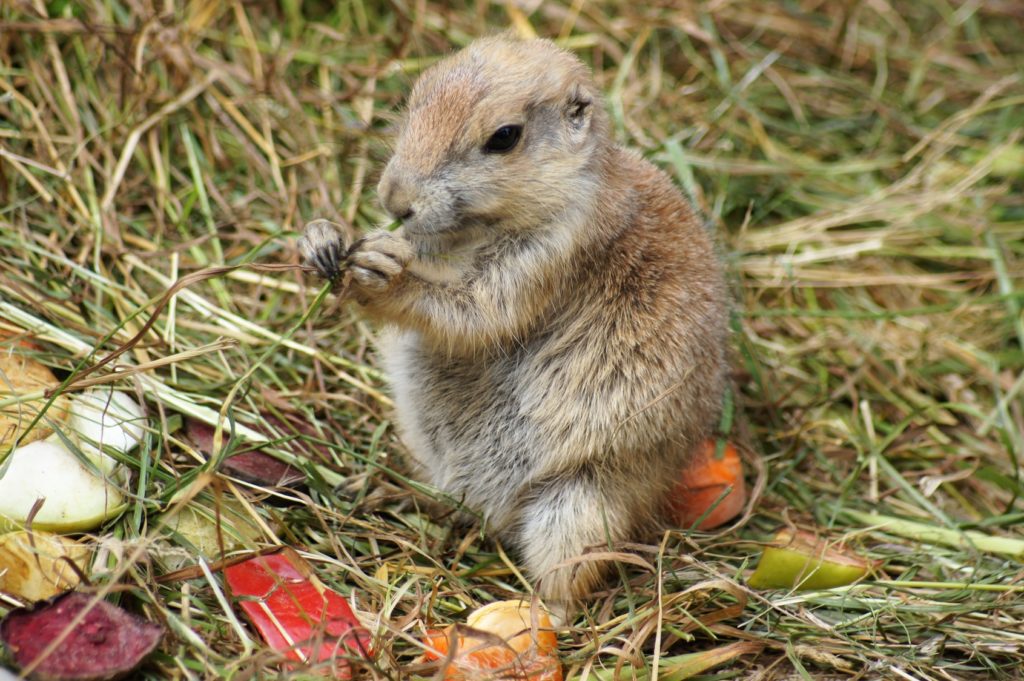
[378,36,609,250]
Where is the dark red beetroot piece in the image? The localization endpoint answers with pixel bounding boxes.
[185,419,305,487]
[222,450,305,487]
[224,548,372,676]
[0,591,164,681]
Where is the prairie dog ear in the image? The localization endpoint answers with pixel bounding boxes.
[565,83,594,138]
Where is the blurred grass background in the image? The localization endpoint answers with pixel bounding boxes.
[1,0,1023,679]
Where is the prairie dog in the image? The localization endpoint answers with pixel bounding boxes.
[300,36,728,612]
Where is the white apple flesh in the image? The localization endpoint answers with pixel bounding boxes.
[0,439,125,532]
[67,389,145,474]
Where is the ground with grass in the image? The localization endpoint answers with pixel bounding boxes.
[1,1,1022,679]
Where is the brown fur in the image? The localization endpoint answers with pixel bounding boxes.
[299,36,729,615]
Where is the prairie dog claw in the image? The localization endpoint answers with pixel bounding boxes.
[299,219,349,281]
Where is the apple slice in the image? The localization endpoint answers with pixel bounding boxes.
[747,529,872,590]
[160,497,264,565]
[0,354,71,460]
[0,530,89,602]
[67,389,146,475]
[422,600,562,681]
[0,439,125,533]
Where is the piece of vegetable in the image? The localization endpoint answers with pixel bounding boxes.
[185,419,305,488]
[160,497,264,565]
[224,547,372,677]
[0,591,164,681]
[669,439,747,530]
[0,355,71,461]
[67,389,145,474]
[465,600,558,656]
[0,331,40,351]
[0,439,125,533]
[0,531,89,602]
[422,600,562,681]
[222,450,306,487]
[747,529,872,590]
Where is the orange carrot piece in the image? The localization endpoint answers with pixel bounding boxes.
[669,439,747,530]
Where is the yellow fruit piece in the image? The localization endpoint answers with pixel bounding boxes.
[161,498,264,560]
[748,529,871,590]
[0,530,89,602]
[466,600,557,656]
[422,600,562,681]
[0,355,71,459]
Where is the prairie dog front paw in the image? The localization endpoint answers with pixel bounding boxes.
[348,230,414,294]
[299,219,349,282]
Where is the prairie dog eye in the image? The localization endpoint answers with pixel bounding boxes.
[483,125,522,153]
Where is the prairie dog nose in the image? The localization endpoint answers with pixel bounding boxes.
[378,165,417,220]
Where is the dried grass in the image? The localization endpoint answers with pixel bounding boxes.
[1,1,1022,679]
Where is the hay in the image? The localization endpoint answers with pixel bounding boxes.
[1,1,1021,678]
